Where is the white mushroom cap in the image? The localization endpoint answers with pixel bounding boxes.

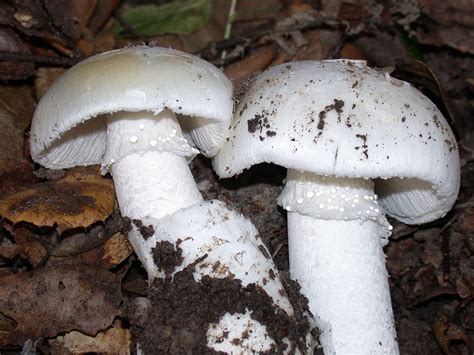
[214,60,460,224]
[30,46,233,169]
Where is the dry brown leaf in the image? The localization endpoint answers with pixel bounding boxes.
[0,171,115,230]
[49,322,131,354]
[0,85,35,131]
[386,238,421,278]
[0,265,122,347]
[293,30,342,61]
[0,111,25,175]
[48,232,133,270]
[340,43,367,60]
[411,0,474,53]
[0,161,36,201]
[433,315,471,354]
[103,232,133,266]
[0,27,35,80]
[71,0,98,27]
[0,225,49,267]
[35,67,66,99]
[87,0,120,34]
[0,83,34,174]
[224,45,277,89]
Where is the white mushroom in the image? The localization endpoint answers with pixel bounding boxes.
[213,60,461,354]
[30,47,311,352]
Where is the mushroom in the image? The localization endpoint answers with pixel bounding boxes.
[213,60,461,354]
[30,47,311,352]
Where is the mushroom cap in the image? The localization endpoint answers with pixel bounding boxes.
[30,46,233,169]
[213,60,460,224]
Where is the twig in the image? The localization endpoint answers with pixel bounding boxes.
[0,51,81,67]
[221,0,239,64]
[197,13,336,61]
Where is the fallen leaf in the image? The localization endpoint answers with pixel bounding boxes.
[115,0,212,37]
[433,315,471,354]
[34,67,66,99]
[49,322,131,354]
[0,265,122,347]
[0,225,49,267]
[296,29,342,60]
[48,232,133,270]
[0,161,37,199]
[0,170,115,231]
[412,265,439,298]
[386,238,421,278]
[351,31,409,68]
[2,0,78,55]
[0,85,35,131]
[0,109,25,175]
[102,232,133,266]
[0,27,35,80]
[414,0,474,54]
[87,0,120,34]
[224,45,277,89]
[339,43,367,60]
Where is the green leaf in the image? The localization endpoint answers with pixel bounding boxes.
[115,0,212,38]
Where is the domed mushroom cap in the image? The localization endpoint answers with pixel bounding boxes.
[213,60,460,224]
[31,46,233,169]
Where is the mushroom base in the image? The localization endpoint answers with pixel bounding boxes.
[287,212,398,354]
[133,201,312,353]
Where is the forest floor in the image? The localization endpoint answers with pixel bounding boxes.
[0,0,472,354]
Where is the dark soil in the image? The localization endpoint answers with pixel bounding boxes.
[137,241,310,354]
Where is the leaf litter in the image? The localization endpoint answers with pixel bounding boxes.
[0,0,473,353]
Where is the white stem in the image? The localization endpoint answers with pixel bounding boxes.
[112,151,203,220]
[106,109,203,220]
[105,110,203,275]
[287,213,398,355]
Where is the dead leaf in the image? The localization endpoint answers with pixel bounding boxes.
[339,42,367,60]
[48,232,133,270]
[0,225,49,267]
[35,67,66,99]
[49,322,131,354]
[0,109,25,175]
[87,0,120,34]
[0,170,115,231]
[102,232,133,266]
[413,0,474,54]
[2,0,80,55]
[433,315,472,354]
[0,27,35,80]
[386,238,421,278]
[412,265,439,297]
[0,161,37,199]
[351,31,409,67]
[0,265,122,347]
[0,86,34,131]
[224,45,277,89]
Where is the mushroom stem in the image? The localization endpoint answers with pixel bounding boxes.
[104,110,203,276]
[287,214,398,354]
[111,151,203,220]
[279,171,399,354]
[106,110,203,220]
